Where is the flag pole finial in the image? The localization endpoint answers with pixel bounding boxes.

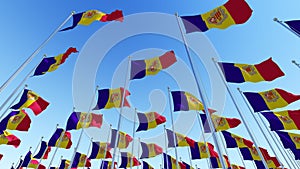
[273,18,279,22]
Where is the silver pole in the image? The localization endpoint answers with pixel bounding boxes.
[101,124,112,169]
[292,60,300,69]
[274,18,300,38]
[0,12,74,93]
[110,56,131,169]
[164,125,169,169]
[130,108,137,169]
[83,137,93,168]
[187,146,193,167]
[212,58,269,169]
[236,148,247,168]
[167,87,179,169]
[175,13,226,168]
[14,155,22,169]
[218,132,231,168]
[137,137,141,169]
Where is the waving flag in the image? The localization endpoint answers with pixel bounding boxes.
[119,152,140,168]
[0,130,21,148]
[285,20,300,36]
[93,87,130,110]
[231,164,245,169]
[57,159,70,169]
[181,0,252,33]
[210,155,231,169]
[66,112,103,130]
[261,110,300,131]
[218,58,284,83]
[71,152,91,168]
[166,129,195,147]
[200,114,241,133]
[33,141,51,159]
[136,112,166,132]
[163,153,193,169]
[254,157,281,169]
[0,110,31,131]
[130,50,177,80]
[275,131,300,149]
[60,9,123,31]
[171,91,215,113]
[190,142,218,159]
[110,129,133,149]
[142,161,154,169]
[221,131,253,148]
[11,89,49,116]
[48,128,72,149]
[0,154,2,160]
[89,142,112,159]
[33,47,78,76]
[22,151,46,169]
[243,88,300,112]
[140,142,163,159]
[100,160,117,169]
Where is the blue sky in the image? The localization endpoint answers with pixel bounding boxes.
[1,0,300,169]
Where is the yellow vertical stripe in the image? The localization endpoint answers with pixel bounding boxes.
[287,132,300,149]
[202,6,235,30]
[76,113,92,129]
[145,112,158,129]
[234,63,264,82]
[274,111,297,130]
[259,89,288,110]
[7,111,26,130]
[0,131,10,145]
[211,114,230,131]
[185,92,204,111]
[118,131,127,148]
[105,88,122,109]
[48,54,63,72]
[176,132,189,147]
[248,147,261,160]
[145,57,163,76]
[78,10,106,25]
[21,90,38,109]
[198,142,209,158]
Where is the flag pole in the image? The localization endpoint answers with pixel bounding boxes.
[68,86,99,169]
[237,87,289,169]
[292,60,300,69]
[32,136,44,156]
[0,54,47,119]
[164,125,169,169]
[186,147,193,167]
[236,148,247,168]
[0,12,74,94]
[47,124,64,168]
[101,124,112,169]
[83,137,93,168]
[174,13,226,169]
[195,111,212,168]
[36,139,50,169]
[195,164,198,169]
[111,56,131,169]
[271,132,300,168]
[137,137,141,169]
[167,87,179,169]
[217,132,231,167]
[273,18,300,38]
[212,58,269,169]
[14,155,22,169]
[130,108,137,169]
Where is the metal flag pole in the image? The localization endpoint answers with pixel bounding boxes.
[0,54,47,119]
[212,58,269,169]
[101,124,112,169]
[273,18,300,38]
[137,137,141,169]
[236,148,247,168]
[195,111,212,168]
[10,163,14,169]
[287,149,300,166]
[47,124,65,168]
[186,147,193,167]
[218,132,231,168]
[68,86,99,169]
[32,136,44,156]
[36,140,50,168]
[292,60,300,69]
[237,88,286,169]
[0,12,74,94]
[130,108,137,169]
[167,87,179,169]
[83,137,93,168]
[111,56,131,169]
[14,155,22,169]
[164,125,169,169]
[175,13,226,169]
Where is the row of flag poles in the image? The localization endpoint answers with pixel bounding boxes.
[1,0,300,168]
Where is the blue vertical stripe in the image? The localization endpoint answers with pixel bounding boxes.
[130,60,146,80]
[243,92,269,112]
[93,89,110,110]
[218,62,245,83]
[171,91,189,111]
[261,112,284,131]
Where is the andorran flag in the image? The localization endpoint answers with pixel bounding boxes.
[243,88,300,112]
[163,153,194,169]
[22,151,46,169]
[221,131,253,148]
[275,130,300,149]
[100,160,117,169]
[119,152,140,168]
[171,91,215,113]
[210,155,231,169]
[110,129,133,149]
[48,128,72,149]
[189,142,218,159]
[93,87,130,110]
[166,129,195,148]
[130,50,177,80]
[33,141,51,159]
[140,142,163,159]
[218,58,284,83]
[11,89,49,116]
[180,0,252,33]
[89,142,112,159]
[33,47,78,76]
[60,9,123,31]
[66,112,103,130]
[285,20,300,36]
[136,112,166,132]
[0,130,21,148]
[71,152,91,168]
[261,110,300,131]
[0,110,31,131]
[200,114,241,133]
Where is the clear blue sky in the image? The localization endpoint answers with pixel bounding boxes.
[1,0,300,169]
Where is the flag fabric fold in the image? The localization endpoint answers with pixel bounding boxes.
[140,142,163,159]
[243,88,300,112]
[60,9,123,31]
[10,89,49,116]
[93,87,130,110]
[221,131,253,148]
[180,0,252,33]
[0,110,31,131]
[110,129,133,149]
[275,130,300,149]
[89,142,112,159]
[33,141,51,159]
[0,130,21,148]
[33,47,78,76]
[261,110,300,131]
[130,50,177,80]
[136,112,166,132]
[218,58,284,83]
[48,128,72,149]
[66,112,103,130]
